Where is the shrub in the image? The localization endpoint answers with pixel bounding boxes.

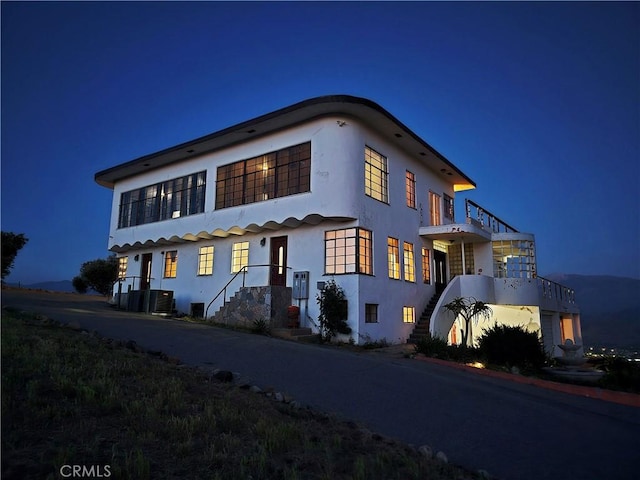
[316,280,351,342]
[413,333,449,358]
[477,324,546,371]
[590,356,640,393]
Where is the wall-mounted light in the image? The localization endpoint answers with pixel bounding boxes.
[134,255,139,262]
[260,238,266,247]
[336,120,346,127]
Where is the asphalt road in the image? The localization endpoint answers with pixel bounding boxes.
[3,289,639,480]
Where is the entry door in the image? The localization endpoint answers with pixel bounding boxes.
[140,253,153,290]
[434,250,447,294]
[270,236,288,286]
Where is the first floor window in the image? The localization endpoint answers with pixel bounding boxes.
[325,228,373,275]
[403,242,415,282]
[198,246,215,276]
[421,248,430,284]
[163,251,178,278]
[365,304,378,323]
[387,237,400,279]
[117,256,128,279]
[231,241,250,273]
[403,306,415,323]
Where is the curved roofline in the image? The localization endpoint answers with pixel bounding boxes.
[95,94,475,190]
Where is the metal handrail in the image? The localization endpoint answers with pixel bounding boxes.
[204,264,291,319]
[465,199,518,233]
[537,276,576,304]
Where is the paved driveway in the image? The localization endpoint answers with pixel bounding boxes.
[3,289,639,480]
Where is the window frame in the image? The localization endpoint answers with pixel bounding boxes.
[403,242,416,282]
[403,306,416,323]
[421,247,431,284]
[324,227,373,275]
[365,304,378,323]
[387,237,401,280]
[364,146,389,204]
[117,256,128,280]
[405,170,416,209]
[443,193,454,221]
[163,250,178,279]
[429,191,442,226]
[197,246,215,276]
[231,241,250,274]
[215,142,311,210]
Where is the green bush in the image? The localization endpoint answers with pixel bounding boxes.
[316,280,351,342]
[413,333,449,358]
[477,324,546,371]
[590,356,640,393]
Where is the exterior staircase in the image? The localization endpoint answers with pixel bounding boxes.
[407,291,443,344]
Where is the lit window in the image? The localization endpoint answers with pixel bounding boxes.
[231,242,250,273]
[429,192,441,226]
[421,248,430,284]
[387,237,400,280]
[406,171,416,208]
[403,306,415,323]
[163,251,178,278]
[365,304,378,323]
[215,142,311,209]
[117,256,128,279]
[365,146,388,203]
[444,194,454,221]
[325,228,373,275]
[198,246,214,276]
[492,240,536,279]
[403,242,415,282]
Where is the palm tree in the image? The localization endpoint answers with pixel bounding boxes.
[442,297,493,348]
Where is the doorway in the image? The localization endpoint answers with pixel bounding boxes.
[434,250,447,294]
[140,253,152,290]
[270,236,288,286]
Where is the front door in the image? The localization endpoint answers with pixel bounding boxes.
[140,253,153,290]
[434,250,447,294]
[270,236,288,286]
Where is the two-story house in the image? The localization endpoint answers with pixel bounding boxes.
[95,95,581,354]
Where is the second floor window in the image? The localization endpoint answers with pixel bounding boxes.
[429,192,441,226]
[215,142,311,209]
[365,146,388,203]
[406,171,416,208]
[444,194,454,221]
[118,172,206,228]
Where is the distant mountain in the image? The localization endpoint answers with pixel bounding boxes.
[544,274,640,349]
[6,280,75,292]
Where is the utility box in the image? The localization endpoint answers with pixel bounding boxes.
[292,271,309,299]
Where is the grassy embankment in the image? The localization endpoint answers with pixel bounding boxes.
[1,308,479,480]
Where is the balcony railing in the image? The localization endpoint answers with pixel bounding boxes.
[537,276,576,304]
[465,199,518,233]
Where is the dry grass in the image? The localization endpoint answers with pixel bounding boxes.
[1,308,478,480]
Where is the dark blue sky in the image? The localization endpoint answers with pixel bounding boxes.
[2,1,639,284]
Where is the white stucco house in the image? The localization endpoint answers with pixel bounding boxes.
[95,95,581,353]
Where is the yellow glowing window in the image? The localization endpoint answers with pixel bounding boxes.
[325,228,372,275]
[421,247,430,284]
[403,242,415,282]
[403,306,415,323]
[406,171,416,208]
[117,256,128,279]
[231,241,249,273]
[387,237,400,280]
[197,246,214,276]
[429,191,441,226]
[163,251,178,278]
[365,146,388,203]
